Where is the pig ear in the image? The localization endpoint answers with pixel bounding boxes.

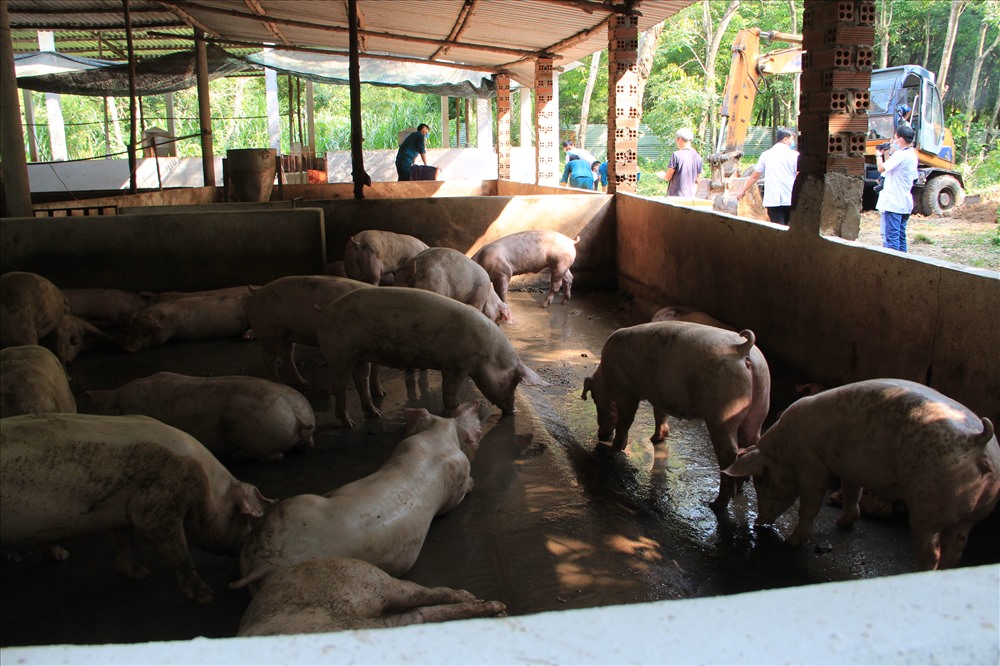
[518,362,548,387]
[455,401,479,419]
[239,484,273,518]
[722,448,764,478]
[404,407,430,432]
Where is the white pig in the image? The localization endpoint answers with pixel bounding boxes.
[343,230,429,285]
[723,379,1000,570]
[0,413,272,601]
[0,345,77,417]
[651,305,735,330]
[317,287,545,428]
[471,230,579,308]
[247,275,373,385]
[63,287,155,330]
[1,271,111,364]
[232,401,488,590]
[123,291,251,351]
[395,247,512,323]
[87,372,315,462]
[237,556,506,636]
[582,321,770,510]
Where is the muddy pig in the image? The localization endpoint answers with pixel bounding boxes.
[238,556,506,636]
[233,401,489,590]
[0,413,272,601]
[582,321,770,510]
[317,287,545,428]
[123,291,251,352]
[88,372,315,462]
[63,287,155,330]
[0,345,77,417]
[247,275,373,385]
[651,305,735,330]
[723,379,999,570]
[471,230,579,308]
[395,247,511,324]
[343,230,428,285]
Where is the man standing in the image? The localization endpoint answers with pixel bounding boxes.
[875,125,918,252]
[655,128,703,197]
[395,123,430,181]
[561,139,597,167]
[735,129,799,225]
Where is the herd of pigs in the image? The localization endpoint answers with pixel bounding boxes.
[1,227,998,638]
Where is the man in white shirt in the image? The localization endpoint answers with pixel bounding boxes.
[875,125,919,252]
[735,129,799,225]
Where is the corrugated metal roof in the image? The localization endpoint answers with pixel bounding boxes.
[8,0,696,84]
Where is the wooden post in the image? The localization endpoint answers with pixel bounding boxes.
[306,81,315,155]
[122,0,138,194]
[348,0,370,199]
[464,98,471,147]
[194,29,215,188]
[21,90,39,162]
[0,0,32,216]
[440,96,450,148]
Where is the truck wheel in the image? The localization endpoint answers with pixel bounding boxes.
[920,175,964,216]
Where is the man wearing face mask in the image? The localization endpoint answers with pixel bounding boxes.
[875,125,918,252]
[735,128,799,225]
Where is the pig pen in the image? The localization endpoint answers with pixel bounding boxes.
[6,288,998,648]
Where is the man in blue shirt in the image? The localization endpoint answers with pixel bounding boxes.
[560,155,595,190]
[395,124,430,181]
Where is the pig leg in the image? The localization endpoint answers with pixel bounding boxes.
[542,272,562,308]
[327,361,356,428]
[936,522,972,570]
[911,527,942,571]
[650,407,670,443]
[705,422,741,511]
[441,372,463,416]
[280,342,308,386]
[352,362,381,419]
[611,397,640,453]
[786,488,827,547]
[561,268,574,303]
[128,499,214,602]
[111,528,151,580]
[259,338,282,382]
[382,600,507,628]
[835,482,863,528]
[369,364,386,398]
[492,274,511,304]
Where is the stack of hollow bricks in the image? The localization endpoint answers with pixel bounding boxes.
[607,13,640,194]
[535,58,559,183]
[496,74,511,180]
[798,0,876,178]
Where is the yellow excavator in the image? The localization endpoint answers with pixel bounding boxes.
[709,28,964,218]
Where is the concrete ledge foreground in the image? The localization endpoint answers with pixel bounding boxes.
[4,565,997,665]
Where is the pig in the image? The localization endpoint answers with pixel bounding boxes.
[317,287,546,428]
[247,275,373,385]
[123,291,252,352]
[237,556,506,636]
[343,230,429,285]
[232,401,489,590]
[0,413,272,601]
[0,271,112,364]
[0,345,77,417]
[153,285,257,301]
[87,372,315,462]
[471,230,579,308]
[581,321,771,510]
[63,288,155,330]
[722,379,1000,570]
[651,305,735,330]
[395,247,512,324]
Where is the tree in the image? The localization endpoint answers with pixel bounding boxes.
[875,0,894,69]
[578,51,601,149]
[699,0,741,143]
[937,0,970,95]
[961,13,1000,158]
[636,21,666,119]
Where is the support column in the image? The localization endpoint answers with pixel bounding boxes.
[476,97,492,149]
[306,81,315,152]
[607,13,640,194]
[0,0,32,216]
[793,0,874,239]
[440,96,450,148]
[194,29,215,187]
[496,75,511,180]
[165,91,176,140]
[265,64,281,153]
[534,57,558,185]
[519,86,532,147]
[38,32,67,161]
[21,90,38,161]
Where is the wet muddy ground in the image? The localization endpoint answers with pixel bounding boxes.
[2,290,998,647]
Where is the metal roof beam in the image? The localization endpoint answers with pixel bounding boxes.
[11,21,186,30]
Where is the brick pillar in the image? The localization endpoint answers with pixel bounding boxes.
[793,0,875,238]
[607,13,640,194]
[496,74,511,181]
[534,58,558,185]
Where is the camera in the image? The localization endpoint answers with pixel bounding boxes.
[877,142,892,152]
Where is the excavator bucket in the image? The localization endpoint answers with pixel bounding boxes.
[712,177,769,221]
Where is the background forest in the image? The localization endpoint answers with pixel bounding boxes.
[22,0,1000,197]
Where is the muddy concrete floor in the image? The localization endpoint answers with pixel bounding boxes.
[2,290,998,647]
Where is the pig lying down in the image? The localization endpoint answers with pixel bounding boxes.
[88,372,315,462]
[651,305,735,330]
[395,247,511,324]
[343,230,429,285]
[247,275,373,385]
[0,413,272,601]
[318,287,545,428]
[0,345,76,417]
[233,401,488,590]
[237,557,506,636]
[472,230,579,309]
[582,321,770,510]
[123,291,252,352]
[63,287,155,331]
[723,379,999,570]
